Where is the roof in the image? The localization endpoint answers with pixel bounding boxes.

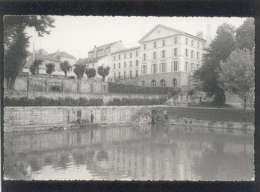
[139,24,206,43]
[111,46,140,55]
[49,51,76,60]
[89,40,122,53]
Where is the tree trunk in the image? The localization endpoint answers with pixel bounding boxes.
[244,95,247,111]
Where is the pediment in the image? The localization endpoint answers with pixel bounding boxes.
[139,24,181,43]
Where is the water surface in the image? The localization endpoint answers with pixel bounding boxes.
[4,124,254,180]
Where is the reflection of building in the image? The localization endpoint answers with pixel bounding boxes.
[23,49,77,76]
[4,125,254,180]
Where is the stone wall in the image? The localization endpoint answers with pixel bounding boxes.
[4,106,162,132]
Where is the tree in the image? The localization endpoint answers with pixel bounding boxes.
[97,66,110,81]
[29,59,43,75]
[73,63,86,79]
[85,68,96,79]
[4,15,55,89]
[236,18,255,51]
[4,26,29,89]
[219,49,254,110]
[45,63,55,75]
[194,23,236,106]
[60,61,71,77]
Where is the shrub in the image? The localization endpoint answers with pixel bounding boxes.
[106,97,167,106]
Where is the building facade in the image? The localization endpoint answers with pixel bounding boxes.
[110,24,206,89]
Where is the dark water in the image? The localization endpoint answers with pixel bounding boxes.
[4,124,254,180]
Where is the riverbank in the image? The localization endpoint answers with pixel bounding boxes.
[4,105,254,132]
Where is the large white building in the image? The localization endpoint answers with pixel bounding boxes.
[111,24,206,89]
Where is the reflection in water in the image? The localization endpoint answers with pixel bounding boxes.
[4,124,254,180]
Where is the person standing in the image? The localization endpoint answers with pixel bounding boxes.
[90,111,94,123]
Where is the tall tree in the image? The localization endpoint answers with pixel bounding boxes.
[219,49,254,110]
[85,68,96,79]
[45,63,55,75]
[236,18,255,51]
[4,15,55,89]
[73,63,86,79]
[97,66,110,81]
[194,23,236,106]
[29,59,43,75]
[60,61,71,77]
[4,26,29,89]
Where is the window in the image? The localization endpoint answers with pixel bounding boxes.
[172,78,177,88]
[160,79,166,87]
[136,60,139,66]
[143,53,146,61]
[124,62,127,68]
[173,61,178,72]
[130,70,132,78]
[118,72,121,78]
[152,63,157,74]
[161,63,166,72]
[124,53,126,59]
[185,38,188,45]
[174,48,178,56]
[130,52,132,58]
[136,51,138,57]
[114,63,116,69]
[191,40,194,46]
[153,41,157,48]
[118,54,121,60]
[197,52,199,59]
[142,80,145,86]
[118,63,121,69]
[144,44,146,50]
[124,71,126,79]
[114,72,116,79]
[185,49,188,57]
[162,40,165,46]
[185,62,188,72]
[197,41,200,48]
[142,65,147,74]
[136,70,138,77]
[151,80,156,87]
[191,63,194,71]
[174,37,178,44]
[162,50,166,58]
[191,50,194,58]
[153,51,157,59]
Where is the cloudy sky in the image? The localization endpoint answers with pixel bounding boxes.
[26,16,247,59]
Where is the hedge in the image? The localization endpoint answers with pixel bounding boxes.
[108,82,180,95]
[106,98,167,106]
[4,97,104,106]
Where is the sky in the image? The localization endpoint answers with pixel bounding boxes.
[26,16,247,59]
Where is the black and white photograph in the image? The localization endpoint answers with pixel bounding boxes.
[3,16,255,181]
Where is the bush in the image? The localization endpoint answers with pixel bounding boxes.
[108,82,181,95]
[106,98,167,106]
[4,97,104,106]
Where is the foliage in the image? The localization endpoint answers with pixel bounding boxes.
[85,68,96,79]
[29,59,43,75]
[45,63,55,75]
[73,63,86,79]
[106,98,167,106]
[194,23,236,106]
[4,97,104,106]
[108,82,181,95]
[97,66,110,81]
[236,18,255,51]
[4,15,55,89]
[219,49,254,110]
[60,61,71,77]
[4,26,29,89]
